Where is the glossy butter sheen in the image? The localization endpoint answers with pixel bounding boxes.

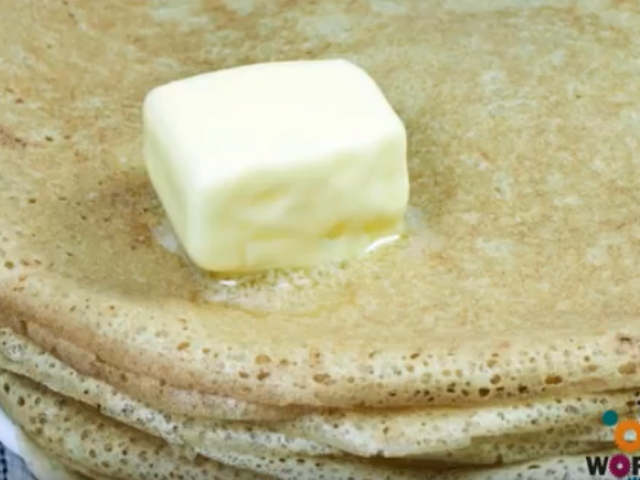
[143,59,409,272]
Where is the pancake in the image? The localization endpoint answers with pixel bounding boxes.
[0,371,274,480]
[0,328,630,466]
[17,428,116,480]
[2,318,309,422]
[0,371,428,480]
[2,0,640,478]
[0,370,618,479]
[0,328,340,459]
[1,0,640,412]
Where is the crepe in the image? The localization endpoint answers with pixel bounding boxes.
[1,0,640,412]
[1,0,640,478]
[0,371,276,480]
[0,328,628,469]
[0,370,619,480]
[16,428,116,480]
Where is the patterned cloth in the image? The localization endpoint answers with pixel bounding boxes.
[0,443,36,480]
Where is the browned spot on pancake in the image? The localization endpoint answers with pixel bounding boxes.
[61,0,80,25]
[98,172,158,248]
[0,125,27,149]
[614,333,640,356]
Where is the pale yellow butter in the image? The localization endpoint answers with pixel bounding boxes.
[143,59,408,272]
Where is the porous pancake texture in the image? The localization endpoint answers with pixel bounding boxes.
[1,0,639,478]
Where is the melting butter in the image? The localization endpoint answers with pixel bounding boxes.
[150,206,437,315]
[143,59,408,273]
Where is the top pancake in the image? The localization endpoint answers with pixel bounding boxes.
[1,0,640,408]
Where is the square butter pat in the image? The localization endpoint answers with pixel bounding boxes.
[143,59,409,272]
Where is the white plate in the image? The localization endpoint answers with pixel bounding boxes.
[0,405,20,456]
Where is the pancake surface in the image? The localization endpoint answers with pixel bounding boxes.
[0,369,618,479]
[1,0,640,412]
[1,328,632,464]
[16,429,116,480]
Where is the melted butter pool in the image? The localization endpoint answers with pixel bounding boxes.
[151,205,433,315]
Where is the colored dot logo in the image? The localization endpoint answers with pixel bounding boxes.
[603,410,619,427]
[602,410,640,454]
[601,409,640,479]
[609,454,631,479]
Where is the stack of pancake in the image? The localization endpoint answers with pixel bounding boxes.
[1,0,639,478]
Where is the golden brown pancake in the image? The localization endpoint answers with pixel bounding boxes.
[0,327,631,474]
[0,371,274,480]
[17,429,115,480]
[2,0,640,409]
[0,370,619,479]
[1,0,640,478]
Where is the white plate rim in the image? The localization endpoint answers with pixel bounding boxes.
[0,405,20,457]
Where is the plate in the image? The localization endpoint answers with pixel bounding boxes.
[0,405,20,456]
